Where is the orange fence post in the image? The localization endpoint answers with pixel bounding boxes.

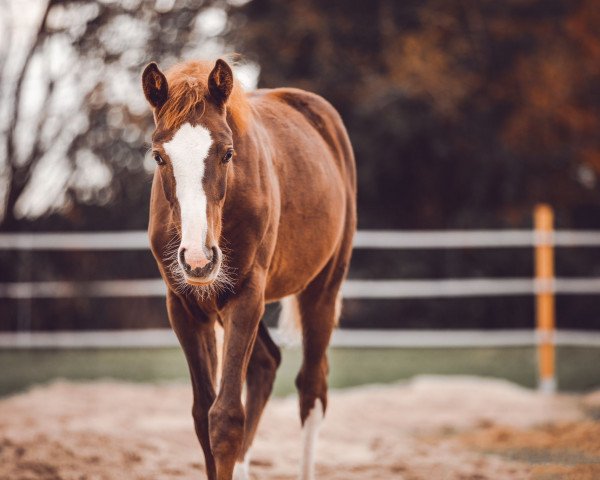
[534,204,556,394]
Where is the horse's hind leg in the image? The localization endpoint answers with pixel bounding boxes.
[295,256,348,480]
[233,322,281,480]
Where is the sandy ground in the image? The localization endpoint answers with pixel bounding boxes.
[0,376,598,480]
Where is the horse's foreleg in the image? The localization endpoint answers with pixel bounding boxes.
[167,292,219,480]
[209,277,265,480]
[233,322,281,479]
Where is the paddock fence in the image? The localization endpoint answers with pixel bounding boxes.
[1,205,599,392]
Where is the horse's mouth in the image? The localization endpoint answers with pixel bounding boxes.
[185,276,215,286]
[182,260,221,287]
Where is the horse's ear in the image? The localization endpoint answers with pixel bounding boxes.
[208,59,233,107]
[142,62,168,110]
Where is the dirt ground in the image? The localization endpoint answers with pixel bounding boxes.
[0,376,598,480]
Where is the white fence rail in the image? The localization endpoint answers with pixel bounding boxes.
[354,230,600,249]
[3,229,600,250]
[2,328,600,349]
[3,277,600,299]
[1,229,600,299]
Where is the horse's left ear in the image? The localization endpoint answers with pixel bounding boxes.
[208,59,233,107]
[142,62,168,110]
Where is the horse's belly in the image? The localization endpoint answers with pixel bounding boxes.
[264,183,346,301]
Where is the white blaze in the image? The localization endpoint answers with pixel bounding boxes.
[163,123,212,260]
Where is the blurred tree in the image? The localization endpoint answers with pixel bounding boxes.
[0,0,232,230]
[229,0,600,228]
[3,0,598,230]
[1,0,599,331]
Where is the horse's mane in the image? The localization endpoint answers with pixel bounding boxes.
[160,60,250,133]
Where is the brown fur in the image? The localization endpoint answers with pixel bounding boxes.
[143,59,356,480]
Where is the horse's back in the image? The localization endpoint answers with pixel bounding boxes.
[252,88,356,187]
[249,88,356,300]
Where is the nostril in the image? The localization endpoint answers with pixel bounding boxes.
[179,248,191,272]
[206,246,217,263]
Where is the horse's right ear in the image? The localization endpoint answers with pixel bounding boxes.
[142,62,168,110]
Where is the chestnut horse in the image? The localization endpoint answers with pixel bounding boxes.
[142,59,356,480]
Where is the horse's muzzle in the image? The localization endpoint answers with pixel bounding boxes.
[179,246,221,284]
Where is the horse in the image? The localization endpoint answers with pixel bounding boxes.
[142,58,356,480]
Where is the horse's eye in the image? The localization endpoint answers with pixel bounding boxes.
[154,152,165,166]
[222,148,234,164]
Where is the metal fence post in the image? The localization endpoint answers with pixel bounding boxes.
[534,204,557,394]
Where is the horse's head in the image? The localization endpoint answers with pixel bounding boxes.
[142,60,236,289]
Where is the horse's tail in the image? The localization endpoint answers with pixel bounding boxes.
[277,291,342,346]
[277,295,302,346]
[334,290,343,327]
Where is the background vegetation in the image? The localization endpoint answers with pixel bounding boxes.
[1,0,599,330]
